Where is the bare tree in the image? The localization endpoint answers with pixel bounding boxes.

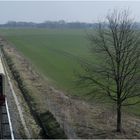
[78,10,140,132]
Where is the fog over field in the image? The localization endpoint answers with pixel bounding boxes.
[0,1,140,23]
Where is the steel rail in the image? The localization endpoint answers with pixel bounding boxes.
[5,99,14,140]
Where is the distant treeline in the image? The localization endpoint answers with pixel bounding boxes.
[0,20,99,29]
[0,20,140,29]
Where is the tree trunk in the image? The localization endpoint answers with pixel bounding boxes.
[117,103,121,132]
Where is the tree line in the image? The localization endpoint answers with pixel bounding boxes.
[0,20,99,29]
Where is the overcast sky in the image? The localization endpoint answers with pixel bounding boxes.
[0,1,140,24]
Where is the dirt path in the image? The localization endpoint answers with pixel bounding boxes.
[1,37,140,139]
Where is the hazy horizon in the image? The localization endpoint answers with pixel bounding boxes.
[0,1,140,24]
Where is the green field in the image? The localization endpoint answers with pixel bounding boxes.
[0,28,95,97]
[0,28,140,115]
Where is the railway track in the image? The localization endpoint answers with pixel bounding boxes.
[0,100,14,139]
[0,52,14,139]
[0,45,33,139]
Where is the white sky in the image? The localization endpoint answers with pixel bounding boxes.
[0,1,140,23]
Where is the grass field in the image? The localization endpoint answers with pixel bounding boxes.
[0,28,95,97]
[0,28,140,115]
